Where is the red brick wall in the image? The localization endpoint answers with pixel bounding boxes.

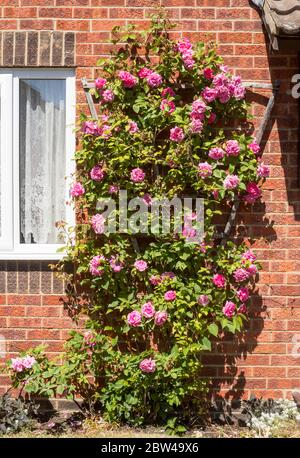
[0,0,299,402]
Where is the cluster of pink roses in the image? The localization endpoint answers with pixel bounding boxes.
[95,77,115,103]
[190,99,207,133]
[202,67,245,104]
[244,182,262,204]
[160,87,176,115]
[134,259,148,272]
[223,300,247,318]
[130,168,145,183]
[198,162,212,179]
[170,126,185,143]
[89,254,124,276]
[82,121,111,138]
[127,302,168,327]
[91,213,106,234]
[70,181,85,197]
[83,330,97,347]
[139,358,156,373]
[90,164,106,182]
[176,38,195,70]
[11,355,36,372]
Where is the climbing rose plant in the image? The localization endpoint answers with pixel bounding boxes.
[7,15,268,430]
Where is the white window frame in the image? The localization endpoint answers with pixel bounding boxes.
[0,68,75,260]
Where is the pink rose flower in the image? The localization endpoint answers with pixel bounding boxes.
[108,185,119,194]
[208,112,217,124]
[177,37,193,54]
[212,274,226,288]
[233,268,250,282]
[247,264,258,276]
[162,87,175,98]
[134,260,148,272]
[257,162,270,178]
[141,301,155,318]
[91,213,106,234]
[238,303,247,314]
[109,256,124,272]
[142,193,152,206]
[154,311,168,326]
[191,99,207,119]
[223,300,236,318]
[138,67,152,78]
[150,275,161,286]
[11,357,25,372]
[90,165,105,181]
[203,68,214,79]
[217,86,231,103]
[212,189,219,199]
[244,182,261,204]
[130,168,145,183]
[237,287,249,302]
[127,310,142,327]
[102,89,115,103]
[202,87,217,102]
[21,355,36,370]
[139,358,156,373]
[89,255,106,276]
[164,290,176,301]
[198,162,212,179]
[190,118,203,133]
[160,99,175,114]
[119,70,137,88]
[95,78,107,90]
[146,72,162,88]
[242,250,256,262]
[70,182,85,197]
[208,147,225,160]
[226,140,240,156]
[223,174,240,190]
[82,121,102,136]
[249,141,261,155]
[84,331,96,347]
[170,126,184,143]
[129,121,139,133]
[198,294,210,306]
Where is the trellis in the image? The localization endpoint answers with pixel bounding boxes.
[81,78,281,242]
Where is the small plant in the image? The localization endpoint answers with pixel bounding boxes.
[245,398,300,437]
[0,393,39,435]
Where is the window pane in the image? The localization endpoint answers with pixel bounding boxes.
[19,79,66,244]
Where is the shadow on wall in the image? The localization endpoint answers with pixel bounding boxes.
[208,20,300,410]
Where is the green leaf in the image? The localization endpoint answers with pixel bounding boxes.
[208,323,218,337]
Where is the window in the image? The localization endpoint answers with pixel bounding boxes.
[0,69,75,260]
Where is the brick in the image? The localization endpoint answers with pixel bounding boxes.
[181,8,215,18]
[39,31,51,67]
[39,8,73,18]
[65,32,75,66]
[3,32,14,66]
[7,295,40,305]
[56,20,89,31]
[20,0,54,4]
[4,7,37,18]
[56,0,89,4]
[14,32,26,66]
[20,19,54,29]
[27,32,38,66]
[52,31,63,66]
